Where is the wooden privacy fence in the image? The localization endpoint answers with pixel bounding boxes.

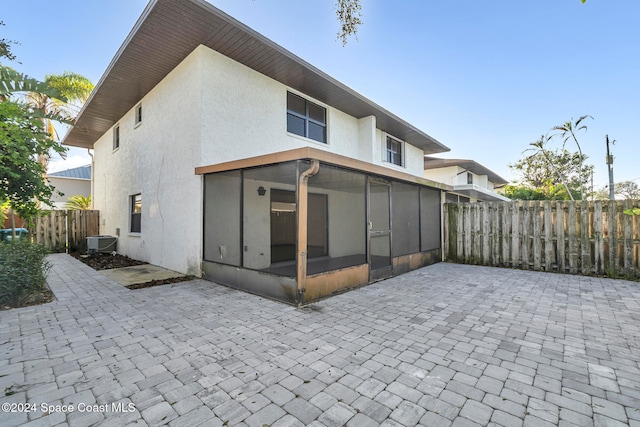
[444,200,640,278]
[29,210,100,252]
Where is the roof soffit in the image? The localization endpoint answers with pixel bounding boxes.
[64,0,449,155]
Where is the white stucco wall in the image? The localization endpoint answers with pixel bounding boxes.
[424,166,495,191]
[197,46,425,177]
[92,49,203,275]
[48,177,91,209]
[424,166,460,186]
[92,44,430,275]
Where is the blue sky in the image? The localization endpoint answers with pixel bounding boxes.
[3,0,639,189]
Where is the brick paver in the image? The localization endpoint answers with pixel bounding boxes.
[1,254,639,426]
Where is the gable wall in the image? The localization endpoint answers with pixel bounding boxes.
[92,48,204,275]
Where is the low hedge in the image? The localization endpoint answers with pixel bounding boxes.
[0,240,51,308]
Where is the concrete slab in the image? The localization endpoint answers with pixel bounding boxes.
[100,264,185,286]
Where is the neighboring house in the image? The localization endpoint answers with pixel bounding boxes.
[62,0,451,305]
[424,157,509,203]
[46,165,92,209]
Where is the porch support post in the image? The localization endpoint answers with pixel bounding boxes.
[296,159,320,305]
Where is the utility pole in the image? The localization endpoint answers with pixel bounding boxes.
[606,135,615,200]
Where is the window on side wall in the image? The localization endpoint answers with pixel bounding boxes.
[386,136,403,166]
[467,172,473,185]
[286,92,326,143]
[135,103,142,126]
[130,194,141,233]
[113,125,120,150]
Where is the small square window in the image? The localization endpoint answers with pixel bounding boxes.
[113,125,120,150]
[386,136,403,166]
[130,194,141,233]
[135,104,142,126]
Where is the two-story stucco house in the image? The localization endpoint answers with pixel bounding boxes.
[423,157,509,203]
[63,0,451,305]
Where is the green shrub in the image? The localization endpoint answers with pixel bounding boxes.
[0,240,51,308]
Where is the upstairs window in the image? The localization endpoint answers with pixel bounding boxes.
[113,125,120,150]
[287,92,326,143]
[386,136,403,166]
[130,194,141,233]
[467,172,473,185]
[135,103,142,126]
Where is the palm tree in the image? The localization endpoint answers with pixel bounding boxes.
[24,72,94,168]
[552,115,592,200]
[64,195,91,210]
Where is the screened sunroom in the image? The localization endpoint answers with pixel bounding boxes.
[198,148,445,305]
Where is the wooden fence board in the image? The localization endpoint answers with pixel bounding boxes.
[521,202,531,270]
[593,201,604,274]
[511,202,520,268]
[532,202,542,270]
[623,200,634,273]
[544,201,553,272]
[492,203,501,266]
[556,201,565,273]
[501,203,511,267]
[580,201,592,274]
[482,204,490,264]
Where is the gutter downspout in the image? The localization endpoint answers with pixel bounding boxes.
[296,159,320,305]
[87,149,94,209]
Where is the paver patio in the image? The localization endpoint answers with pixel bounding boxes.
[1,254,639,426]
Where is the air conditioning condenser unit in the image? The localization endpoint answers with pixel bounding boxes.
[86,235,118,254]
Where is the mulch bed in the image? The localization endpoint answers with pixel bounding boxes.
[71,252,147,270]
[71,252,196,289]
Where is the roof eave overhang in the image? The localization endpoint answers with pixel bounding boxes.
[424,157,508,185]
[62,0,449,155]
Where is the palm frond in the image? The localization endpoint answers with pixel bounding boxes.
[0,65,68,101]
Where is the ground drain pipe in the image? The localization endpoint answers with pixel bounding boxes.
[296,159,320,305]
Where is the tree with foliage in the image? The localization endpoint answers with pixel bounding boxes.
[594,181,640,200]
[505,142,594,201]
[0,100,66,218]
